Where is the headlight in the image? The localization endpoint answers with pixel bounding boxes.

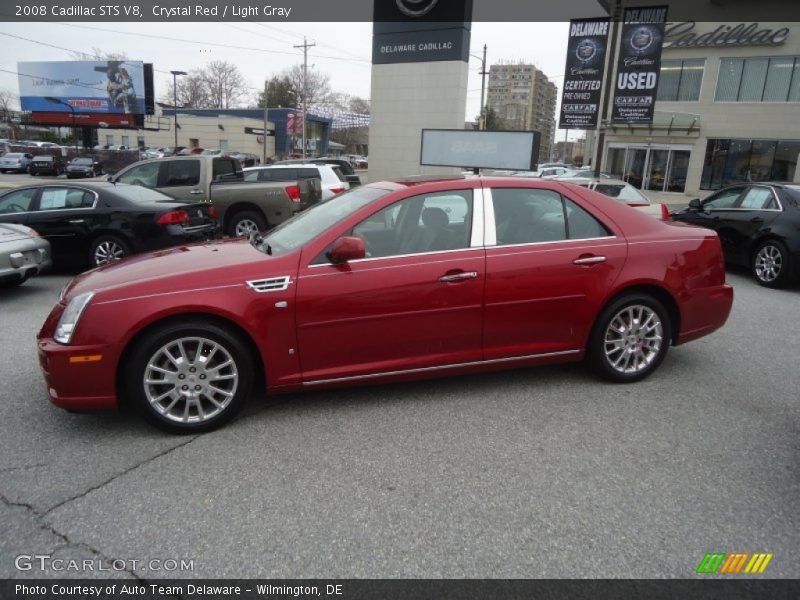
[54,292,95,345]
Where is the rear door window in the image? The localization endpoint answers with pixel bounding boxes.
[212,158,237,180]
[162,160,200,187]
[738,187,778,210]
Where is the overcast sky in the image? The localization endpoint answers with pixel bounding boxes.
[0,21,587,140]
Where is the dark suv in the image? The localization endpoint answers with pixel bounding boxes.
[29,155,65,176]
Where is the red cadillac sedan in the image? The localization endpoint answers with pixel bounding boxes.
[38,176,733,432]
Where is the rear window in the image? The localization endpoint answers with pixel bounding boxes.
[33,156,54,162]
[4,153,22,158]
[257,168,297,182]
[72,158,92,165]
[163,160,200,186]
[296,168,319,179]
[212,158,238,179]
[331,167,346,182]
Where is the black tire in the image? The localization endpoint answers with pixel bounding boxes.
[226,210,267,237]
[89,235,131,267]
[752,239,791,288]
[587,293,671,383]
[124,320,254,433]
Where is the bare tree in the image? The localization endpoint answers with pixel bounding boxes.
[203,61,247,109]
[162,72,210,108]
[284,64,333,108]
[0,90,19,140]
[69,47,129,61]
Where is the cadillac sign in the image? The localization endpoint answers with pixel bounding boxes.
[664,22,789,49]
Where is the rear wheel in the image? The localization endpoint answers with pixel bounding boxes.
[227,210,267,237]
[125,320,253,433]
[90,235,130,267]
[588,293,671,383]
[752,240,791,288]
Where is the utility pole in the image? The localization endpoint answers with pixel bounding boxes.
[268,79,269,165]
[479,44,488,130]
[294,37,316,159]
[594,0,622,177]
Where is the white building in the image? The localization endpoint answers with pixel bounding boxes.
[600,21,800,197]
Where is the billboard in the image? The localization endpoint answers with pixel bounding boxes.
[420,129,540,171]
[559,18,610,129]
[18,61,147,114]
[611,6,669,124]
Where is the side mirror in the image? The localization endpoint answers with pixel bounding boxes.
[106,175,113,182]
[688,198,702,210]
[328,236,366,264]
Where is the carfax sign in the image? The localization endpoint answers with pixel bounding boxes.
[611,5,669,124]
[559,17,610,129]
[18,60,146,114]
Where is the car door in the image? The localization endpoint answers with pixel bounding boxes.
[294,188,485,383]
[28,187,98,265]
[725,186,783,264]
[483,185,628,359]
[156,159,203,201]
[0,188,37,226]
[680,186,746,260]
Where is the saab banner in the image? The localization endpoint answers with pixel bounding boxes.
[611,6,669,124]
[559,17,610,129]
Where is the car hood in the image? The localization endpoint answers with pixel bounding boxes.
[62,238,298,303]
[0,223,37,242]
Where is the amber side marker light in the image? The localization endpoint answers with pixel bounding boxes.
[69,355,103,364]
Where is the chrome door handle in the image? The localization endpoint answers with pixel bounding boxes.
[68,219,85,224]
[438,271,478,283]
[573,255,607,265]
[190,189,204,195]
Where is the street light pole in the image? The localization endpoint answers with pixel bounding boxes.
[470,45,488,130]
[170,70,187,150]
[44,96,78,156]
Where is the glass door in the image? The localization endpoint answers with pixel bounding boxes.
[623,149,647,188]
[666,150,690,192]
[645,149,669,191]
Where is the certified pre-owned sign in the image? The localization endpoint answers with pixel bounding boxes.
[559,17,610,129]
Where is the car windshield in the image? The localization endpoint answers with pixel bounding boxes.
[109,184,178,203]
[260,186,392,255]
[72,158,92,165]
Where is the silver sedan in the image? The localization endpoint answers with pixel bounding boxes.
[0,223,51,286]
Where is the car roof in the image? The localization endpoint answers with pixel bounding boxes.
[557,177,630,185]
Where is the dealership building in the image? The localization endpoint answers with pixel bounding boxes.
[597,21,800,196]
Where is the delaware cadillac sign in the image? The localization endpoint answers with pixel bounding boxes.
[611,5,668,125]
[663,22,789,49]
[559,17,610,129]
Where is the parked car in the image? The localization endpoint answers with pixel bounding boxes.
[0,152,34,173]
[28,155,65,176]
[244,163,349,201]
[512,167,571,179]
[37,177,732,432]
[110,155,322,237]
[557,177,671,220]
[0,182,219,268]
[228,152,260,167]
[276,157,362,188]
[0,223,51,286]
[66,157,103,179]
[671,182,800,288]
[177,147,204,155]
[201,149,224,156]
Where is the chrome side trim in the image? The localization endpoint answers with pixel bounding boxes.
[302,349,581,386]
[483,187,497,246]
[306,245,481,268]
[246,275,292,293]
[470,187,485,248]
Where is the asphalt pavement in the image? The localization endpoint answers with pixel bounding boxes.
[0,270,798,579]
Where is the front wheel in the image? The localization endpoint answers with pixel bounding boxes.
[125,321,254,433]
[752,240,791,288]
[587,294,671,383]
[227,210,267,237]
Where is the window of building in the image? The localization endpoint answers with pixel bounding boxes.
[105,135,113,145]
[121,136,130,147]
[701,138,800,189]
[219,140,229,150]
[715,57,800,102]
[656,59,704,101]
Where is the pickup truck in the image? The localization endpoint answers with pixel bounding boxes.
[110,155,322,236]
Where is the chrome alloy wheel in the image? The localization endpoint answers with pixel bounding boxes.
[603,305,664,375]
[143,337,239,424]
[93,240,125,265]
[754,244,782,283]
[234,218,260,237]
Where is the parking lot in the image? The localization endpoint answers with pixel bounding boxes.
[0,268,797,579]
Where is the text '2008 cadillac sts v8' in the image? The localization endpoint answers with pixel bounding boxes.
[38,177,733,433]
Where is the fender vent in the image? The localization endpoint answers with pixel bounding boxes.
[246,276,291,293]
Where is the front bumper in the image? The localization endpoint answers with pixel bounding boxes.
[38,338,121,410]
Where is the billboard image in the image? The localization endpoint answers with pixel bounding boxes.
[559,17,610,129]
[18,60,146,114]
